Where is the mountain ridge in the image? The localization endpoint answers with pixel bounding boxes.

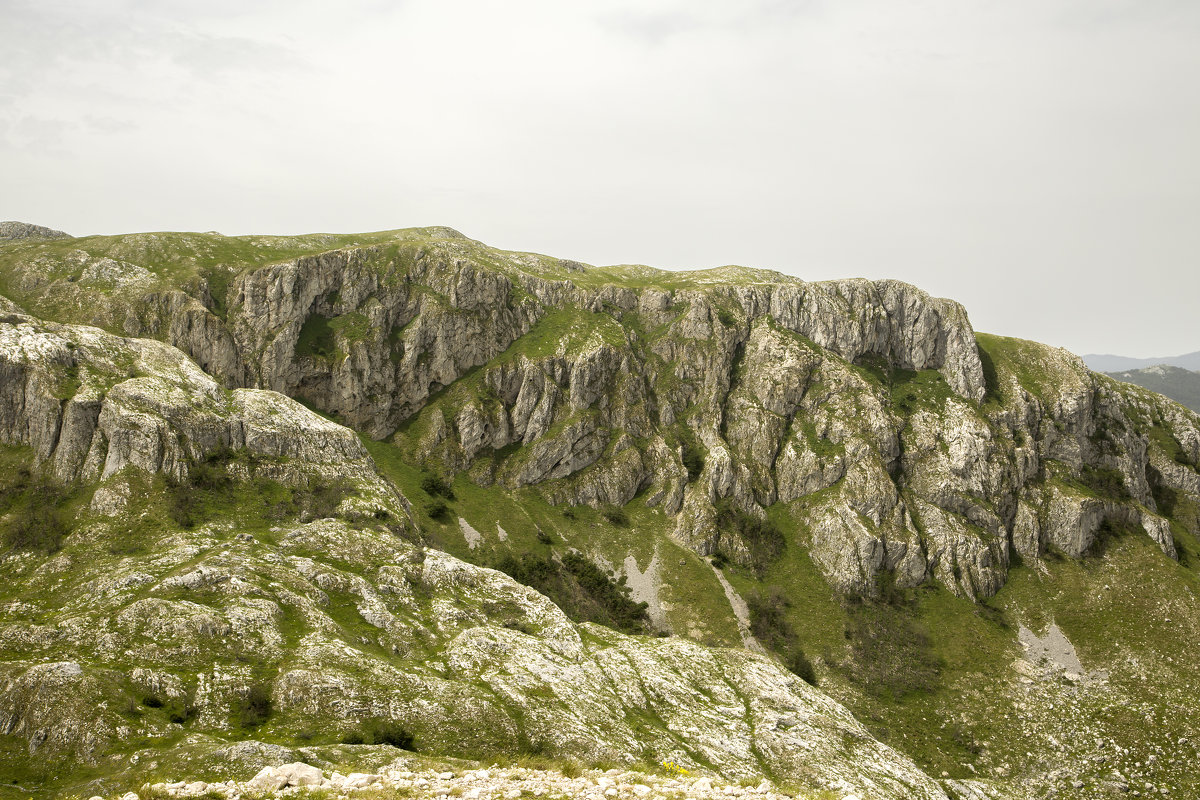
[1102,364,1200,414]
[1083,351,1200,372]
[2,226,1200,799]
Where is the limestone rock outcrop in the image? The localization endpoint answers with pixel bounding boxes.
[0,221,71,241]
[1,228,1197,602]
[0,313,404,517]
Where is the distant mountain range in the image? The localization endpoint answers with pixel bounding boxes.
[1083,351,1200,372]
[1103,364,1200,413]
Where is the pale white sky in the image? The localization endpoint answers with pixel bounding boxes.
[3,0,1198,357]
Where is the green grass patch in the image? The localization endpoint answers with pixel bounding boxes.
[165,448,350,530]
[296,313,337,360]
[975,332,1076,403]
[329,311,373,345]
[746,587,817,684]
[1149,424,1194,467]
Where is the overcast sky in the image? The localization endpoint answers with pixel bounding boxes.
[3,0,1198,357]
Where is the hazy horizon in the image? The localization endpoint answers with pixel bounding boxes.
[4,1,1198,358]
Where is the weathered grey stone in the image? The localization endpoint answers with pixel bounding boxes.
[0,221,70,241]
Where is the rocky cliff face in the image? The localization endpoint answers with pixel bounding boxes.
[0,311,402,518]
[0,221,71,242]
[4,227,1200,799]
[0,313,952,800]
[1,229,1197,602]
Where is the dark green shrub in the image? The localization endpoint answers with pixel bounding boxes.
[746,587,817,685]
[1152,481,1179,518]
[561,552,649,631]
[714,506,785,577]
[1081,465,1131,501]
[536,528,555,545]
[190,451,233,491]
[602,508,629,527]
[495,552,649,635]
[364,718,415,749]
[1089,518,1135,556]
[166,478,202,528]
[141,695,165,709]
[344,718,415,748]
[784,651,818,686]
[426,500,451,522]
[167,700,197,725]
[976,343,1001,402]
[681,441,705,482]
[2,474,70,553]
[716,309,735,327]
[340,719,415,753]
[420,474,456,500]
[233,683,272,729]
[297,479,350,518]
[4,495,69,553]
[496,553,557,590]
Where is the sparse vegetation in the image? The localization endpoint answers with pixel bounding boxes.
[232,683,272,729]
[342,718,415,750]
[714,505,785,578]
[747,587,817,685]
[494,551,650,634]
[8,228,1200,797]
[841,595,943,701]
[0,468,72,553]
[165,448,351,529]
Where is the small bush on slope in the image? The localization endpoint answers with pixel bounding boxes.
[342,718,416,750]
[494,551,650,635]
[166,448,351,529]
[747,587,818,685]
[0,467,71,553]
[714,505,785,578]
[232,683,272,730]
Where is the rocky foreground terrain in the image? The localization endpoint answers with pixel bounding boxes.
[75,759,946,800]
[2,223,1199,799]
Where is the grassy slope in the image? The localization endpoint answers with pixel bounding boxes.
[362,436,743,648]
